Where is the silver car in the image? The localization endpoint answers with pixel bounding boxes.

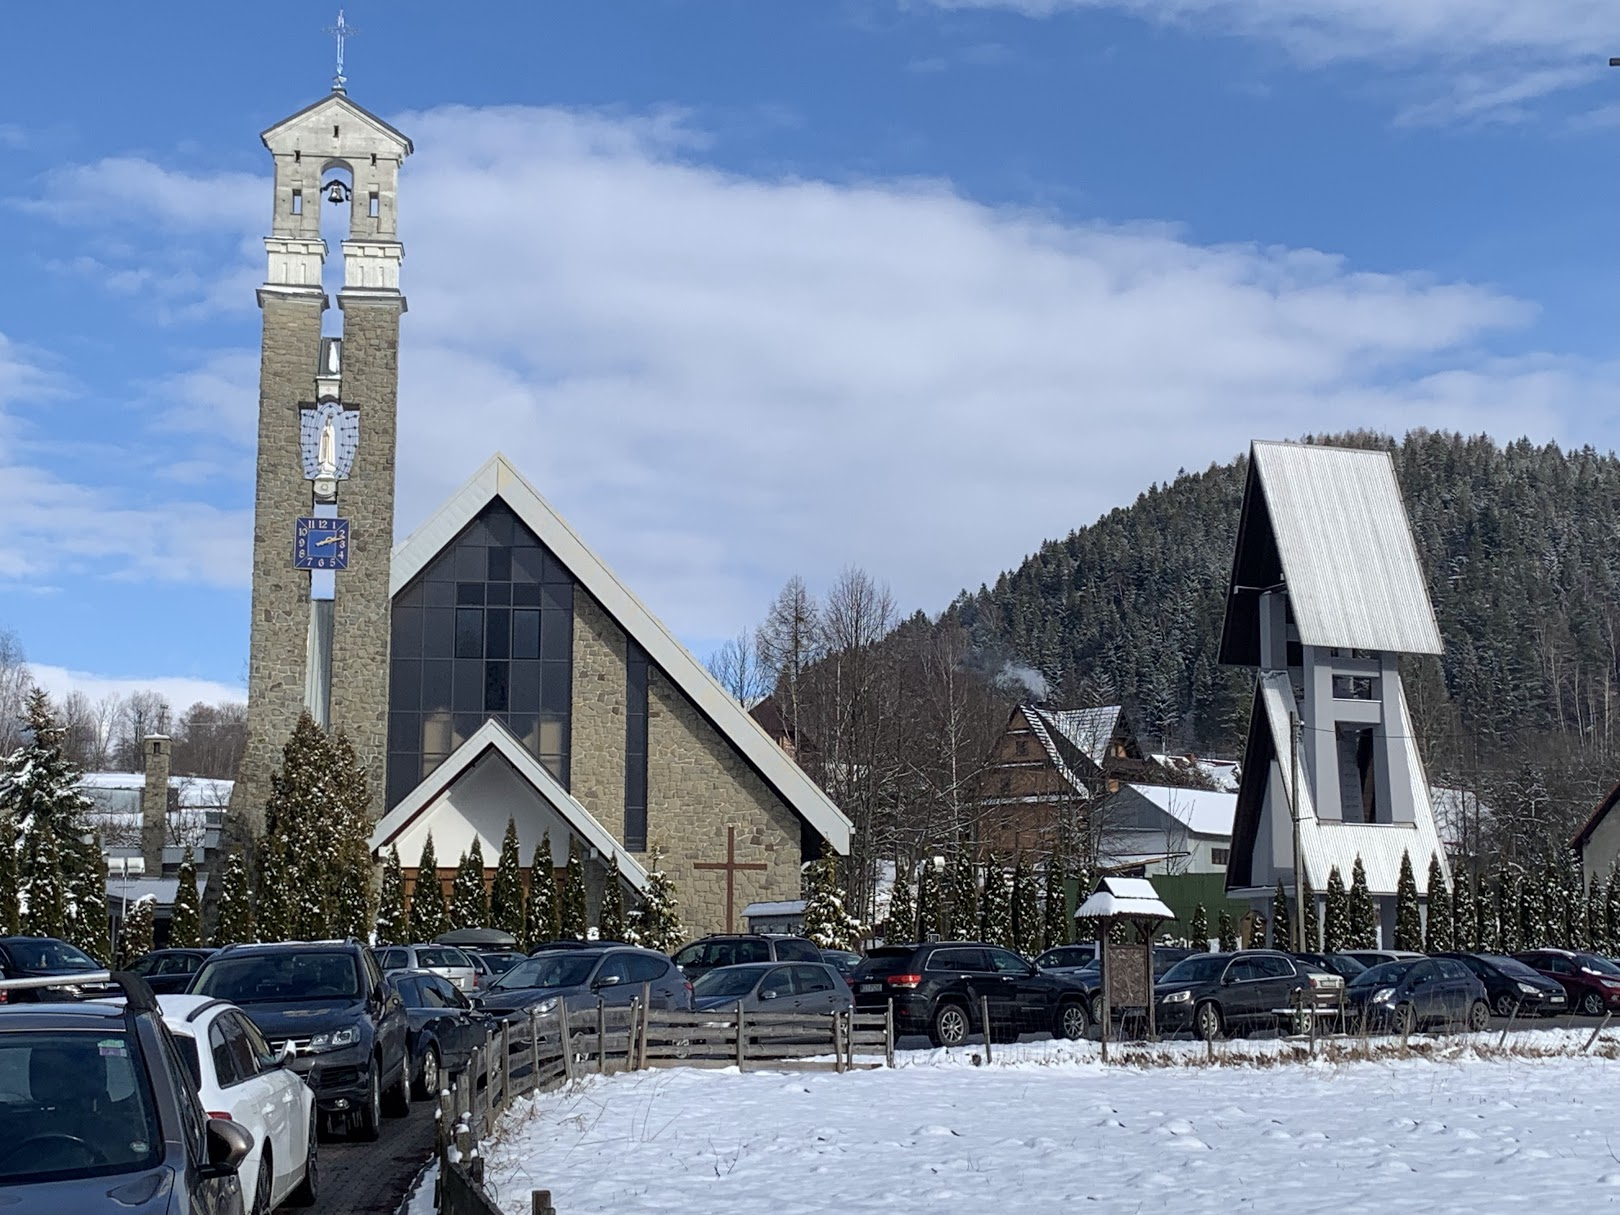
[691,961,853,1015]
[377,943,480,993]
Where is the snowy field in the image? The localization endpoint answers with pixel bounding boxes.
[477,1034,1620,1215]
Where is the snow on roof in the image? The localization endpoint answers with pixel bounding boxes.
[79,773,233,808]
[743,901,806,918]
[105,876,208,907]
[1075,876,1174,921]
[1150,754,1240,793]
[1123,783,1236,839]
[1035,706,1120,768]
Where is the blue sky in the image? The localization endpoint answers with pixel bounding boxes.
[2,0,1620,709]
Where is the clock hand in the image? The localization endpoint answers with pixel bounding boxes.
[314,532,343,546]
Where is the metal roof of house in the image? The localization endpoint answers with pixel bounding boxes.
[1220,442,1442,663]
[80,773,234,809]
[742,901,807,918]
[1122,783,1236,838]
[1075,875,1175,921]
[1037,706,1121,767]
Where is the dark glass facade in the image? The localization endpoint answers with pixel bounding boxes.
[624,642,649,851]
[387,502,573,810]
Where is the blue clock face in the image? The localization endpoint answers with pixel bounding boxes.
[294,517,350,570]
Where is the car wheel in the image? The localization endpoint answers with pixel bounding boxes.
[382,1055,411,1118]
[353,1065,382,1141]
[1393,1003,1417,1037]
[287,1114,318,1207]
[1492,993,1519,1018]
[414,1044,441,1101]
[1581,990,1606,1017]
[1055,1001,1088,1041]
[1194,1001,1223,1041]
[1467,999,1490,1032]
[250,1150,272,1215]
[1090,994,1105,1025]
[929,1002,970,1048]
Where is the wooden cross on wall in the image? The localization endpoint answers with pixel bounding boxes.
[694,826,768,932]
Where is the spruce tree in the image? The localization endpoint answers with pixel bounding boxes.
[408,833,448,942]
[1302,876,1320,950]
[1607,866,1620,951]
[635,845,684,954]
[1323,865,1349,952]
[1424,855,1452,953]
[1072,862,1099,944]
[1348,855,1376,949]
[326,730,375,942]
[524,834,560,949]
[599,858,627,942]
[374,845,407,947]
[802,856,861,951]
[1499,872,1523,953]
[1588,874,1609,955]
[261,713,334,940]
[66,832,109,961]
[120,894,155,968]
[451,840,489,930]
[254,838,287,943]
[170,847,202,949]
[558,836,588,941]
[1217,908,1238,952]
[915,860,940,942]
[1,689,96,942]
[1042,859,1067,950]
[1011,855,1040,955]
[0,813,17,937]
[213,850,254,947]
[1394,850,1421,952]
[1270,881,1292,949]
[887,861,915,944]
[1451,867,1475,951]
[950,850,978,942]
[489,818,525,939]
[1472,874,1491,954]
[1189,903,1209,949]
[23,818,64,939]
[980,858,1012,948]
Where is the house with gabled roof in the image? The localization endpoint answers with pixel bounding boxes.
[1221,441,1449,946]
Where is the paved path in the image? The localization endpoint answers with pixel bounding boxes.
[309,1105,437,1215]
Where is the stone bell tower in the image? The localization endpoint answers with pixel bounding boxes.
[231,83,412,834]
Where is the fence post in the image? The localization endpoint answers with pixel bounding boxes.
[527,1007,540,1091]
[500,1020,512,1110]
[834,1011,845,1074]
[532,1190,557,1215]
[1585,1011,1612,1053]
[884,1001,895,1069]
[640,982,652,1068]
[560,1006,575,1083]
[736,1004,747,1070]
[979,995,993,1065]
[597,998,607,1075]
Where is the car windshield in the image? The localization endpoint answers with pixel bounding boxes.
[4,939,99,971]
[1478,955,1543,981]
[673,940,771,968]
[693,968,764,999]
[492,954,598,991]
[1578,954,1620,976]
[1350,960,1416,987]
[0,1030,163,1185]
[192,952,360,1002]
[417,948,471,969]
[1160,955,1229,984]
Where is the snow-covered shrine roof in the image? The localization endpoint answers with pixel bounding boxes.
[1075,875,1175,921]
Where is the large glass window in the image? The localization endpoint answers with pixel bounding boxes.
[625,641,649,851]
[387,502,574,809]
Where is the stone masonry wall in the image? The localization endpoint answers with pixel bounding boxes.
[232,292,325,837]
[647,668,802,936]
[569,592,627,840]
[327,294,402,825]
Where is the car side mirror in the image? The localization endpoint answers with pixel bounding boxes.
[594,974,621,990]
[274,1042,296,1068]
[760,989,780,1001]
[201,1118,254,1179]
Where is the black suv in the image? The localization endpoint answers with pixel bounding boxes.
[0,970,253,1213]
[1154,950,1343,1039]
[672,934,823,980]
[0,936,114,1001]
[189,941,411,1140]
[852,942,1091,1046]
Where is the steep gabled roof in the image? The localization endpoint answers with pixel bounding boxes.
[1121,783,1236,838]
[1220,442,1442,664]
[367,717,650,892]
[1572,780,1620,853]
[389,455,852,854]
[260,90,413,153]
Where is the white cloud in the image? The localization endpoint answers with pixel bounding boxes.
[922,0,1620,119]
[17,104,1620,648]
[27,663,243,710]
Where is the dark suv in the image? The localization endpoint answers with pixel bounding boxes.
[189,941,411,1140]
[851,942,1091,1046]
[0,970,253,1213]
[0,936,113,1001]
[1154,950,1344,1039]
[672,934,823,980]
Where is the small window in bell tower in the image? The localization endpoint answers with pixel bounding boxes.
[291,189,303,215]
[369,192,380,218]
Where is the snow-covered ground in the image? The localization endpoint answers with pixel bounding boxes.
[477,1034,1620,1214]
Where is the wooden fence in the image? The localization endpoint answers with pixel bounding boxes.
[434,999,894,1213]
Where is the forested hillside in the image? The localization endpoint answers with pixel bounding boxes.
[951,431,1620,857]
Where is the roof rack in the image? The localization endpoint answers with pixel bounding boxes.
[0,970,158,1013]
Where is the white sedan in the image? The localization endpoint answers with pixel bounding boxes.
[159,993,319,1213]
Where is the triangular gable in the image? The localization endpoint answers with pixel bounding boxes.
[368,718,649,892]
[389,454,853,855]
[260,90,414,154]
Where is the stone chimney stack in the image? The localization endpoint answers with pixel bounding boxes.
[140,736,171,876]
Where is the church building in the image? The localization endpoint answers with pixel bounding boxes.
[230,83,850,937]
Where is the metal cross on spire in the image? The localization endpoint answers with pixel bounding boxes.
[326,9,359,93]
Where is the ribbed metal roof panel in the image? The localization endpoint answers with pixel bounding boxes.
[1252,442,1442,655]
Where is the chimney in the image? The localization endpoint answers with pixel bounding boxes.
[141,736,171,876]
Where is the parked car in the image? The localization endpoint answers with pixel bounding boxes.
[374,944,480,993]
[1290,951,1368,981]
[819,950,864,987]
[477,950,528,978]
[850,942,1091,1047]
[0,936,114,1001]
[691,962,854,1015]
[189,941,411,1141]
[0,969,253,1213]
[1033,945,1098,975]
[391,970,492,1099]
[478,946,690,1022]
[126,948,218,995]
[1436,952,1566,1017]
[1513,949,1620,1016]
[159,993,320,1211]
[1346,957,1490,1033]
[1342,949,1424,969]
[1155,950,1345,1039]
[672,935,824,980]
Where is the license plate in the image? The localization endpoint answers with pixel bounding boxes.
[859,983,882,993]
[1550,996,1564,1003]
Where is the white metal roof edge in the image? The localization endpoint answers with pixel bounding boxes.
[390,454,852,854]
[367,717,650,892]
[1121,782,1236,837]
